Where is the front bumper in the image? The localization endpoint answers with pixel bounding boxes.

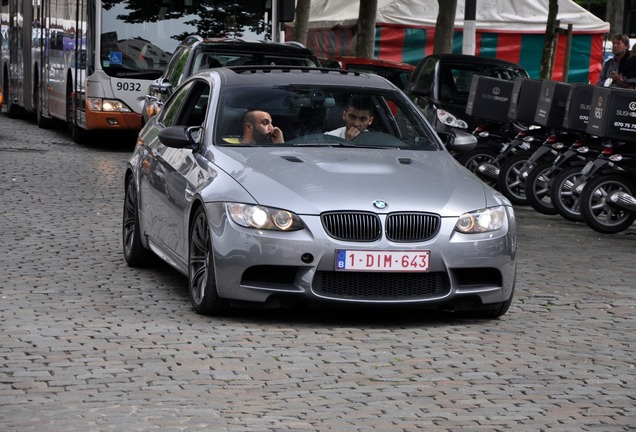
[205,203,517,309]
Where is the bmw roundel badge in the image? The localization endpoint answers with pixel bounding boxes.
[372,200,388,209]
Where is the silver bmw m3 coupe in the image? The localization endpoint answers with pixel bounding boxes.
[123,66,516,317]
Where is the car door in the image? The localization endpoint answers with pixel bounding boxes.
[141,79,211,266]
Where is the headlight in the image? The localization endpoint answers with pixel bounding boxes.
[455,206,507,233]
[436,109,468,129]
[87,97,132,112]
[226,203,304,231]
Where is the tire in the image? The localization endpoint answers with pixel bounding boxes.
[498,153,530,205]
[525,161,559,215]
[456,147,499,188]
[550,165,584,222]
[188,206,230,316]
[66,79,88,144]
[580,173,636,234]
[3,73,21,118]
[122,175,151,267]
[35,82,54,129]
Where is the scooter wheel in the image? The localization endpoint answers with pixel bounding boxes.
[498,153,530,205]
[580,173,636,234]
[525,161,559,215]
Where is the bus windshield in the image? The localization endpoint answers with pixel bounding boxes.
[100,0,270,79]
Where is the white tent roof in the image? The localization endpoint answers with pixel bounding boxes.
[307,0,609,33]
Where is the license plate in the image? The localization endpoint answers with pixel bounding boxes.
[335,249,430,272]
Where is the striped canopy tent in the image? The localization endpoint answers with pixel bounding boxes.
[295,0,610,84]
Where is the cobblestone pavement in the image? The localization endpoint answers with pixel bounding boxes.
[1,113,635,431]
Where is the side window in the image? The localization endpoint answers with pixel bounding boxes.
[158,81,194,127]
[158,80,211,128]
[414,58,436,93]
[164,46,191,86]
[178,82,211,127]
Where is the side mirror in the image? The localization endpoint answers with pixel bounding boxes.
[438,130,477,152]
[157,78,173,94]
[158,126,201,149]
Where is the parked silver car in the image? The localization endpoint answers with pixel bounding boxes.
[123,66,517,318]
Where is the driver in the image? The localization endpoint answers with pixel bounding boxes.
[325,95,374,140]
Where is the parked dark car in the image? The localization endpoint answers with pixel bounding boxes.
[321,56,415,90]
[142,36,320,123]
[404,54,529,133]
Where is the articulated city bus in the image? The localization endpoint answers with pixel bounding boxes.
[0,0,279,142]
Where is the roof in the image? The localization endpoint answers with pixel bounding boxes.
[430,54,526,68]
[210,66,396,89]
[325,56,415,71]
[307,0,609,33]
[183,36,319,58]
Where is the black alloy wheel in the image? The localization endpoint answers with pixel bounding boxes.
[550,165,584,222]
[188,206,229,316]
[580,174,636,234]
[525,161,559,215]
[498,153,530,205]
[122,175,151,267]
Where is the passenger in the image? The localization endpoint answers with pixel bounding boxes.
[240,109,284,144]
[325,95,374,140]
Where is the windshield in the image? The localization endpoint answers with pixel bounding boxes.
[215,85,442,151]
[100,0,269,78]
[439,63,528,103]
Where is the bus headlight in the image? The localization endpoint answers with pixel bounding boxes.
[88,97,132,112]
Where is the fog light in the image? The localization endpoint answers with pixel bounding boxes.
[107,118,119,125]
[301,253,314,264]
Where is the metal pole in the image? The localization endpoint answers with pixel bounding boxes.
[272,0,280,42]
[462,0,477,55]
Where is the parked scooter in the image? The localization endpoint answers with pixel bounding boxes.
[549,140,615,222]
[458,121,524,188]
[579,149,636,234]
[524,134,600,215]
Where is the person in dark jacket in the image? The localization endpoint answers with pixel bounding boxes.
[621,43,636,89]
[597,34,632,87]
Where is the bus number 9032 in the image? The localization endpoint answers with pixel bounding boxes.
[116,82,142,92]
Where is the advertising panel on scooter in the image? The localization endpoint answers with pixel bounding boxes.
[465,76,515,123]
[587,87,636,142]
[562,83,595,133]
[508,78,543,124]
[534,80,572,129]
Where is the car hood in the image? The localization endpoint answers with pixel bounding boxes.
[211,147,490,216]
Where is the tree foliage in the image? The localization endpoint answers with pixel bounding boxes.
[102,0,268,41]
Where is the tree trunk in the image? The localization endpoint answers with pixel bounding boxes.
[605,0,624,36]
[355,0,377,58]
[291,0,311,45]
[434,0,457,54]
[540,0,559,80]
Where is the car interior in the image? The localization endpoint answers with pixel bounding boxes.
[215,87,420,146]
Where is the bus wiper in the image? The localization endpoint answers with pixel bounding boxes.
[112,71,164,79]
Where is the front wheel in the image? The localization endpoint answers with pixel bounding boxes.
[525,161,558,215]
[66,80,88,144]
[550,165,584,222]
[580,174,636,234]
[456,147,499,188]
[122,176,151,267]
[498,153,530,205]
[188,206,230,316]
